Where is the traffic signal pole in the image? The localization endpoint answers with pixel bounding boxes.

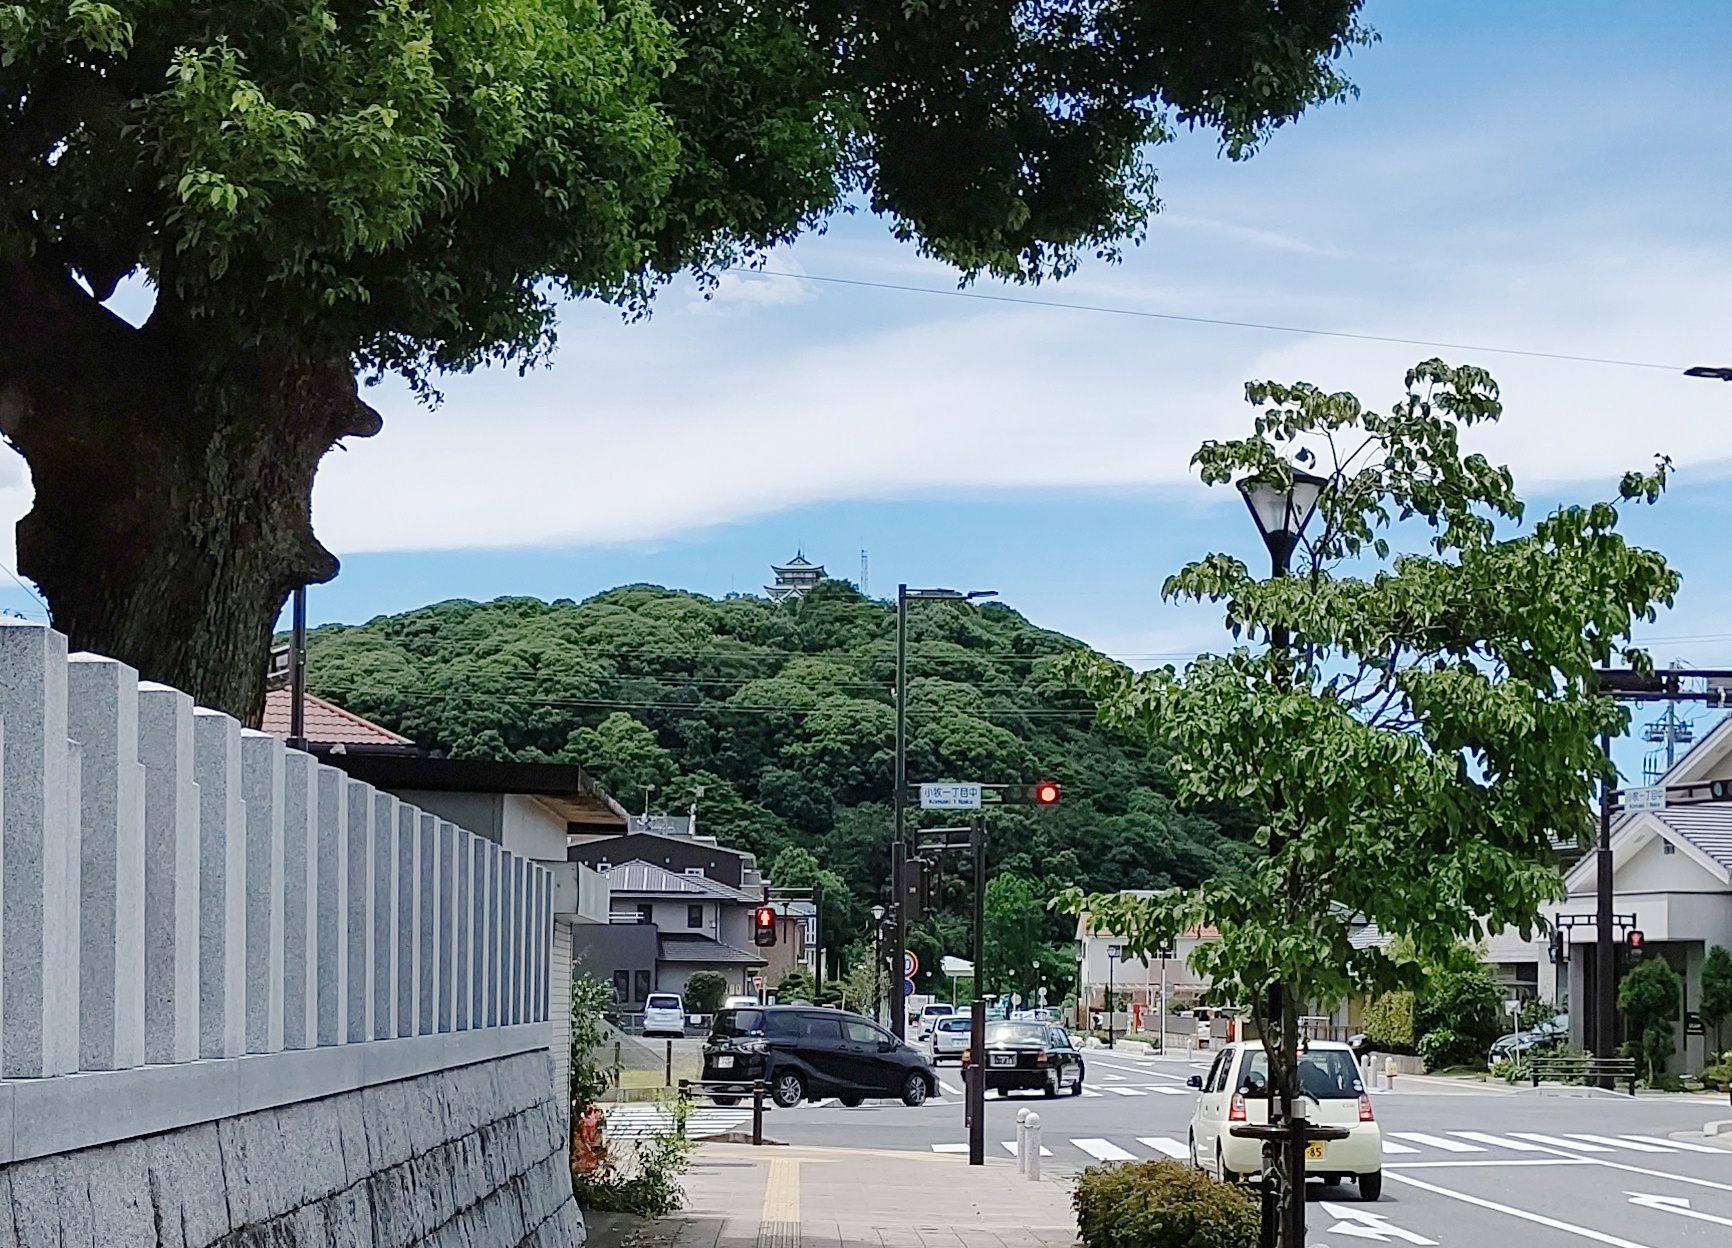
[890,840,907,1039]
[1596,731,1616,1084]
[891,585,909,1040]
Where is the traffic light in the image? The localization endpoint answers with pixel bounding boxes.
[1547,930,1568,965]
[1625,929,1645,962]
[1032,780,1060,806]
[753,905,778,947]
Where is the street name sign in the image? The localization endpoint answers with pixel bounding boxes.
[1625,785,1668,811]
[919,783,982,809]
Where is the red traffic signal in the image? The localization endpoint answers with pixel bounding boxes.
[753,905,778,947]
[1626,929,1645,960]
[1032,780,1060,806]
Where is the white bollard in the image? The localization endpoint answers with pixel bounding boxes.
[1384,1056,1398,1090]
[1016,1107,1030,1173]
[1024,1112,1042,1181]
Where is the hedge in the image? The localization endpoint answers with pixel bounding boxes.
[1074,1159,1259,1248]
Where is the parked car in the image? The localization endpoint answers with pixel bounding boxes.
[930,1015,973,1063]
[1186,1040,1381,1201]
[722,995,760,1011]
[916,1003,955,1039]
[642,993,686,1038]
[1487,1013,1569,1068]
[701,1005,938,1109]
[967,1020,1085,1098]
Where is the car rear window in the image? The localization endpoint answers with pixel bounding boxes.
[711,1009,765,1036]
[986,1022,1047,1045]
[936,1018,972,1032]
[1240,1049,1364,1099]
[646,995,681,1010]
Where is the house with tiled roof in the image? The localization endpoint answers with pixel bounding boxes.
[599,860,768,999]
[1550,714,1732,1073]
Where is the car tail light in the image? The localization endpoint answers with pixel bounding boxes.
[1358,1093,1374,1122]
[1034,1052,1048,1066]
[1229,1093,1247,1122]
[961,1048,972,1066]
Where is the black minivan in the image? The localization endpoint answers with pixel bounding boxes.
[702,1006,937,1108]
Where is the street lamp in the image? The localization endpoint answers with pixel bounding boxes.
[1684,366,1732,380]
[1237,470,1326,578]
[1106,944,1123,1050]
[891,583,996,1039]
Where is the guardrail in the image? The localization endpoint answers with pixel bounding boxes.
[678,1078,769,1144]
[1528,1054,1638,1095]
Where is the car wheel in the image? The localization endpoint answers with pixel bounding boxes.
[1218,1147,1239,1184]
[1044,1070,1059,1098]
[712,1096,740,1107]
[1358,1171,1382,1202]
[771,1071,805,1109]
[901,1074,929,1107]
[839,1094,865,1108]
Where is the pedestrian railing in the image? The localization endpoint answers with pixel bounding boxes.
[1528,1054,1638,1095]
[678,1078,770,1145]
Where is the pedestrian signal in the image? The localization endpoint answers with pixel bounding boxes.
[1626,929,1645,961]
[753,905,778,947]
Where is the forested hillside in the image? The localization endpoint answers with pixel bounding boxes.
[303,581,1252,998]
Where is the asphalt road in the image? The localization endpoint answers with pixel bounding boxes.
[669,1046,1732,1247]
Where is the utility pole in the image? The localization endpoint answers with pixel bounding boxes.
[892,585,908,1040]
[1596,731,1616,1075]
[288,585,307,751]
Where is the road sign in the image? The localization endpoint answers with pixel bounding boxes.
[903,978,916,997]
[904,951,920,979]
[1011,993,1022,1007]
[1626,784,1668,811]
[919,782,982,810]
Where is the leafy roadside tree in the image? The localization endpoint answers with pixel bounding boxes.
[683,970,728,1015]
[1699,945,1732,1058]
[1059,360,1677,1244]
[0,1,1370,717]
[1412,962,1502,1071]
[1618,957,1681,1085]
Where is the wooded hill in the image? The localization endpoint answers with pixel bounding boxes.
[303,581,1254,986]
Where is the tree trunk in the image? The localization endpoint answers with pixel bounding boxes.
[0,259,379,720]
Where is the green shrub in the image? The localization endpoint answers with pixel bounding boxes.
[1414,965,1502,1069]
[1618,957,1682,1086]
[573,1099,692,1216]
[1363,992,1415,1054]
[1700,1052,1732,1093]
[684,971,728,1015]
[1074,1160,1259,1248]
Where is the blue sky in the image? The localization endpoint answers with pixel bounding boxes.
[1,0,1729,779]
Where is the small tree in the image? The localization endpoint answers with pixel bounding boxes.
[1618,958,1681,1085]
[1413,961,1503,1070]
[775,968,816,1003]
[1701,945,1732,1057]
[683,971,728,1015]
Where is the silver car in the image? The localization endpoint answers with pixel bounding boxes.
[930,1015,972,1063]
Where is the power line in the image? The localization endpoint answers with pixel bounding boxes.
[737,268,1685,373]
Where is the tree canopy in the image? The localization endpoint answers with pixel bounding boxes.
[303,580,1260,989]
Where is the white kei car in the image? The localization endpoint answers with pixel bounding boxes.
[929,1015,973,1063]
[642,993,687,1038]
[1186,1040,1382,1201]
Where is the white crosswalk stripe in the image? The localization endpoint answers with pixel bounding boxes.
[1380,1140,1421,1155]
[1072,1138,1138,1162]
[1509,1132,1612,1152]
[1101,1073,1126,1081]
[1107,1087,1148,1097]
[1390,1132,1483,1153]
[1080,1088,1104,1097]
[603,1108,750,1139]
[1149,1087,1191,1096]
[1563,1133,1671,1153]
[1002,1141,1055,1157]
[931,1143,968,1153]
[1450,1132,1547,1151]
[1620,1134,1727,1153]
[1138,1137,1190,1160]
[938,1082,962,1097]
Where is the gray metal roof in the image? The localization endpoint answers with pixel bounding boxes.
[604,859,758,902]
[657,934,767,966]
[1650,807,1732,873]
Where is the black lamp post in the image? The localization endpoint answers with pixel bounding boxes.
[892,583,995,1039]
[1236,467,1326,1248]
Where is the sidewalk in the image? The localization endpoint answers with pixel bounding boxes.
[587,1143,1080,1248]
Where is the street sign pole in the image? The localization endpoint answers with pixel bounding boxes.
[890,840,907,1040]
[1596,732,1616,1084]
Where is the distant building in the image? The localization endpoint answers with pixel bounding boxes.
[766,552,825,601]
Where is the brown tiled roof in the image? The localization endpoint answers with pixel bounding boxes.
[261,689,414,747]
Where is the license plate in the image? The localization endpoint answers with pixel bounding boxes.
[991,1052,1016,1067]
[714,1055,734,1068]
[1306,1142,1326,1161]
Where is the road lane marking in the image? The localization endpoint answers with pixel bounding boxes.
[1450,1132,1547,1151]
[1107,1086,1148,1096]
[1382,1170,1655,1248]
[1080,1088,1104,1097]
[1389,1132,1482,1152]
[1137,1137,1190,1160]
[1577,1157,1732,1194]
[931,1143,968,1153]
[1380,1140,1421,1155]
[1511,1132,1612,1152]
[1318,1201,1436,1245]
[1073,1138,1138,1161]
[1626,1192,1732,1228]
[1385,1159,1590,1169]
[1101,1073,1125,1081]
[938,1081,961,1096]
[1567,1134,1672,1153]
[1001,1141,1054,1157]
[1148,1087,1191,1095]
[1619,1135,1727,1153]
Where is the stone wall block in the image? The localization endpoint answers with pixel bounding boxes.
[0,621,79,1079]
[371,790,398,1042]
[280,751,317,1051]
[0,1173,15,1248]
[396,802,419,1039]
[193,709,247,1060]
[145,1121,232,1248]
[217,1108,294,1228]
[313,765,349,1046]
[137,683,201,1066]
[345,780,375,1045]
[239,731,286,1055]
[358,1079,415,1173]
[269,1098,352,1209]
[332,1085,373,1191]
[67,653,147,1072]
[453,830,471,1033]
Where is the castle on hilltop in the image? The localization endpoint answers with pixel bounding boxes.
[766,552,825,601]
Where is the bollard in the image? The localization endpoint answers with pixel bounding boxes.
[1384,1056,1397,1091]
[753,1081,766,1146]
[614,1041,622,1086]
[675,1080,690,1140]
[1015,1108,1031,1174]
[1024,1113,1042,1181]
[666,1039,674,1087]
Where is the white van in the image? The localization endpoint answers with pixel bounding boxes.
[643,993,686,1038]
[916,1003,955,1039]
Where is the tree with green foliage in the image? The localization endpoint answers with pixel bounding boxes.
[683,970,728,1014]
[768,845,855,973]
[0,0,1370,717]
[1059,359,1678,1245]
[1619,957,1682,1085]
[1413,961,1502,1071]
[1702,945,1732,1057]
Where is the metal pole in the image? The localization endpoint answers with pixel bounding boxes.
[891,842,908,1039]
[753,1081,765,1146]
[665,1039,673,1087]
[891,584,909,1040]
[1107,953,1115,1049]
[1596,731,1616,1083]
[289,584,307,750]
[972,815,985,1000]
[813,885,823,1002]
[968,996,986,1165]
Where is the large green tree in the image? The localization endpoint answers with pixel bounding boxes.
[0,0,1368,716]
[1060,360,1677,1245]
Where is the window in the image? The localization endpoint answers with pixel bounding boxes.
[634,970,651,1003]
[1662,839,1676,855]
[611,971,629,1004]
[636,903,654,925]
[684,867,706,877]
[765,1011,802,1038]
[687,904,704,929]
[1241,1049,1363,1099]
[646,994,682,1011]
[845,1019,888,1045]
[797,1014,843,1041]
[1204,1050,1229,1093]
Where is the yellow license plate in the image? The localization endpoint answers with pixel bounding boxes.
[1306,1142,1326,1161]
